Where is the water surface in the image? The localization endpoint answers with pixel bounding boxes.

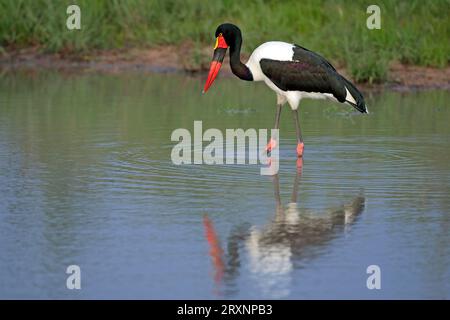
[0,73,449,299]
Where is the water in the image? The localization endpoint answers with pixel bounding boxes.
[0,73,449,299]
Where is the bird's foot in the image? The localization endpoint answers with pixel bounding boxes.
[265,138,278,154]
[296,142,305,158]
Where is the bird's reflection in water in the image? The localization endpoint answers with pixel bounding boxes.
[203,159,366,298]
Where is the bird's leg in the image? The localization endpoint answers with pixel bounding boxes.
[272,174,282,212]
[266,104,282,154]
[293,109,304,157]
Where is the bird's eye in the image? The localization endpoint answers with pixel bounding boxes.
[219,33,223,37]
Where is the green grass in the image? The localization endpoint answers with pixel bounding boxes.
[0,0,449,82]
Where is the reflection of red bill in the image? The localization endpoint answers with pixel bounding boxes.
[203,215,224,284]
[203,60,223,93]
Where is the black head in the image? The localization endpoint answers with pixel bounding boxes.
[203,23,250,93]
[215,23,241,47]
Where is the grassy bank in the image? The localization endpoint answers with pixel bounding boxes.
[0,0,449,82]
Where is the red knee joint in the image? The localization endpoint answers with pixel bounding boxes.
[265,138,277,152]
[297,142,304,157]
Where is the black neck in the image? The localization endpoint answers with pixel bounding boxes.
[229,34,253,81]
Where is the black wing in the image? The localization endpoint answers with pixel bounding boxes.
[260,45,367,113]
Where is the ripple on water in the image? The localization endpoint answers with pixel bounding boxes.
[87,134,448,209]
[88,144,271,200]
[302,136,449,205]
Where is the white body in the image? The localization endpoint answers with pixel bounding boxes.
[245,41,356,110]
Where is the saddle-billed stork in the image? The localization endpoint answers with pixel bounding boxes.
[203,23,368,157]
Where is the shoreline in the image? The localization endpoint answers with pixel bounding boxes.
[1,47,449,91]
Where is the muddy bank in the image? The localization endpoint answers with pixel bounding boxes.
[1,46,449,91]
